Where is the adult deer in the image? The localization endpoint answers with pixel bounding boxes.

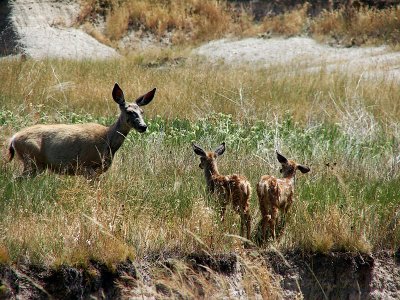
[257,151,310,241]
[7,83,156,178]
[192,142,252,240]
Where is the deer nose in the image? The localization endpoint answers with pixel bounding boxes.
[138,124,147,132]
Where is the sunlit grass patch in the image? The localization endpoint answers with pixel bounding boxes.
[1,111,399,265]
[1,57,400,125]
[1,54,400,266]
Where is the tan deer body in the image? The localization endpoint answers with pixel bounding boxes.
[193,143,251,240]
[7,83,156,178]
[257,151,310,240]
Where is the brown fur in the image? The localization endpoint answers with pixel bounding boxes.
[257,151,310,241]
[193,143,251,240]
[7,83,156,178]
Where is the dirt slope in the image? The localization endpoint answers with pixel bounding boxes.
[1,251,399,299]
[195,37,400,81]
[9,0,119,59]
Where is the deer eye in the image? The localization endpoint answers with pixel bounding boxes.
[128,111,138,117]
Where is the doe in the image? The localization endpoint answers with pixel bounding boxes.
[7,83,156,178]
[192,142,251,240]
[257,151,310,241]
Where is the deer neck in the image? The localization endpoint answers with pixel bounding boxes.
[283,172,296,188]
[204,162,220,193]
[106,117,131,156]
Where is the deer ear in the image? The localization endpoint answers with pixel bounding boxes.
[214,142,226,156]
[136,88,156,106]
[276,151,288,164]
[297,164,310,173]
[112,83,125,105]
[192,143,206,157]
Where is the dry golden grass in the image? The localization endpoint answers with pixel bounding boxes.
[285,203,372,253]
[261,3,310,37]
[0,245,10,264]
[260,4,400,46]
[123,249,282,298]
[77,1,400,47]
[311,6,400,46]
[81,22,112,46]
[2,56,400,124]
[78,0,255,46]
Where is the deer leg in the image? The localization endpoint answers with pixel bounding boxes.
[261,215,271,242]
[220,204,227,222]
[269,207,279,240]
[277,204,292,239]
[81,168,102,187]
[82,167,98,179]
[21,166,37,177]
[243,210,251,240]
[20,157,41,178]
[238,199,251,240]
[241,190,251,241]
[239,209,245,238]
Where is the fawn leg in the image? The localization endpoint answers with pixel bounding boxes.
[269,206,279,239]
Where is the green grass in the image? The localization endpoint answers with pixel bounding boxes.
[0,56,399,267]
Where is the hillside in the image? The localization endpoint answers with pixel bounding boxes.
[0,0,118,59]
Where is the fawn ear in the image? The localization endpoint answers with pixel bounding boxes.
[297,164,310,173]
[276,151,288,164]
[136,88,156,106]
[112,83,125,105]
[214,142,226,156]
[192,143,206,157]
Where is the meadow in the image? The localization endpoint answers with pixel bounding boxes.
[0,53,399,271]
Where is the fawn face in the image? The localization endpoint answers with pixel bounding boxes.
[198,153,216,169]
[277,151,310,178]
[192,142,225,170]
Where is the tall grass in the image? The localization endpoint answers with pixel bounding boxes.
[261,3,310,37]
[311,6,400,46]
[77,1,400,47]
[1,56,400,123]
[261,4,400,47]
[77,0,255,46]
[0,56,399,267]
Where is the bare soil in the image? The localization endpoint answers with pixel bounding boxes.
[195,37,400,81]
[6,0,119,59]
[1,250,399,299]
[267,250,400,300]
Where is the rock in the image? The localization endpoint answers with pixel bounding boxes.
[1,0,119,60]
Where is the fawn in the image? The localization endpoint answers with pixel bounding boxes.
[192,142,251,240]
[257,151,310,241]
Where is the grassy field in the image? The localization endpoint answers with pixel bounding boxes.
[0,54,399,270]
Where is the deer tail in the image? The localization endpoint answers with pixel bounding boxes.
[241,181,251,201]
[7,137,15,162]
